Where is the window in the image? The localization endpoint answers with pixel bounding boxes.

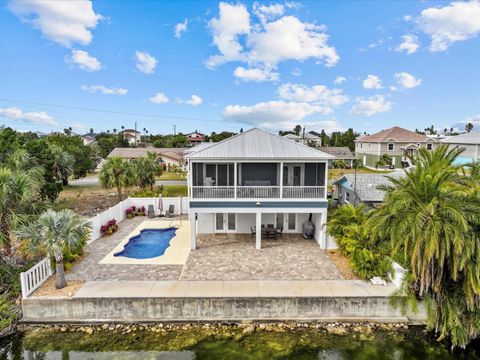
[345,191,350,203]
[227,213,236,231]
[287,213,296,231]
[276,213,284,229]
[387,143,395,151]
[215,213,236,232]
[427,143,433,151]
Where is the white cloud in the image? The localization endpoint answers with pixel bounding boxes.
[68,49,101,71]
[362,75,383,89]
[277,83,349,107]
[148,92,169,104]
[404,15,413,22]
[395,72,422,88]
[81,85,127,95]
[0,106,58,126]
[8,0,103,47]
[253,2,285,24]
[70,122,88,131]
[390,86,398,92]
[135,51,157,74]
[233,66,279,82]
[206,2,251,68]
[417,1,480,52]
[206,3,338,71]
[174,19,188,38]
[395,34,420,54]
[177,94,203,106]
[349,95,392,116]
[333,76,346,84]
[223,100,331,129]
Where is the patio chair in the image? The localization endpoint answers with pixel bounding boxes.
[276,226,283,238]
[165,205,175,218]
[251,226,256,238]
[147,205,155,218]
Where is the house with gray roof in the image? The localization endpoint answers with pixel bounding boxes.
[333,172,402,207]
[440,131,479,164]
[185,128,333,250]
[319,147,355,168]
[108,147,186,169]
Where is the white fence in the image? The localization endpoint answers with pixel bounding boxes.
[87,197,189,243]
[20,257,53,299]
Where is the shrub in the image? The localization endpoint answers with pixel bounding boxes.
[100,219,118,235]
[126,205,146,218]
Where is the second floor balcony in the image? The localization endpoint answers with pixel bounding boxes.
[189,162,327,200]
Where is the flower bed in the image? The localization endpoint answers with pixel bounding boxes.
[125,206,146,219]
[100,219,118,236]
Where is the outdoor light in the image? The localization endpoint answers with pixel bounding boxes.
[256,202,261,206]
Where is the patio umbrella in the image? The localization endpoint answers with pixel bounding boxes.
[158,196,163,216]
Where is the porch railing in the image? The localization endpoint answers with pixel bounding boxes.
[20,257,53,299]
[190,186,326,199]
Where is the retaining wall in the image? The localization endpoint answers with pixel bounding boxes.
[21,296,426,324]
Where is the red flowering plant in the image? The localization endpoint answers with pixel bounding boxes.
[126,206,136,219]
[100,219,118,235]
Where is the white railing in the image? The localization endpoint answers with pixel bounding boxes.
[282,186,326,199]
[191,186,235,199]
[20,257,53,299]
[190,186,326,199]
[237,186,280,199]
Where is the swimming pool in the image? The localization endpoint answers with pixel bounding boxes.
[114,227,177,259]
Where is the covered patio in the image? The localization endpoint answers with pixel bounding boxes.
[180,233,343,281]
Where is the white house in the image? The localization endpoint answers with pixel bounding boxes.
[120,129,141,146]
[440,131,480,164]
[186,128,333,250]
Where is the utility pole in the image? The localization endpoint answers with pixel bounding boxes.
[174,124,176,135]
[134,121,138,146]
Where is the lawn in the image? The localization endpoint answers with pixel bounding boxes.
[161,185,188,197]
[328,167,392,180]
[158,172,187,181]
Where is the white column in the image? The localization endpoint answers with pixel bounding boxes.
[256,211,262,250]
[279,162,283,199]
[234,161,237,199]
[190,212,196,249]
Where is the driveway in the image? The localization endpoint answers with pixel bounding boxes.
[69,176,187,187]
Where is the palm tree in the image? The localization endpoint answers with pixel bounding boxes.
[133,152,162,190]
[465,122,474,133]
[16,209,90,289]
[100,157,136,202]
[0,150,44,256]
[50,145,75,185]
[368,145,480,347]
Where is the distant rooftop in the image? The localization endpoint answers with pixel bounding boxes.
[108,147,185,160]
[319,147,354,160]
[356,126,430,143]
[334,172,403,202]
[441,131,480,145]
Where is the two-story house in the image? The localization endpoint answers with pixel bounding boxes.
[186,131,206,147]
[355,126,438,168]
[186,128,333,250]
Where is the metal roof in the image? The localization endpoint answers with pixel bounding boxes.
[319,147,355,160]
[356,126,430,143]
[333,172,402,202]
[186,128,333,160]
[440,132,480,145]
[108,147,186,160]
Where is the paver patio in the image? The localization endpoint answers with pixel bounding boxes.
[180,234,343,281]
[66,219,343,282]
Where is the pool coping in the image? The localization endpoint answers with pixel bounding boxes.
[99,219,191,265]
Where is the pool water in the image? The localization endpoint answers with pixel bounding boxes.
[114,227,177,259]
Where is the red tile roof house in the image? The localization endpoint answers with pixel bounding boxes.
[354,126,438,169]
[186,131,205,147]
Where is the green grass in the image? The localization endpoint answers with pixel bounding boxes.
[158,172,187,181]
[162,185,188,197]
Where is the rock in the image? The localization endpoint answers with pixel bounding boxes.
[242,325,255,335]
[327,327,347,335]
[84,327,94,335]
[60,327,67,332]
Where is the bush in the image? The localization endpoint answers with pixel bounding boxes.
[100,219,118,235]
[327,204,392,279]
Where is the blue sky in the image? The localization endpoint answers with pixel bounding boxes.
[0,0,479,135]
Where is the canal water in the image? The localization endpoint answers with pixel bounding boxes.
[1,327,479,359]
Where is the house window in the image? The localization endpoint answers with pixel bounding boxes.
[215,213,236,232]
[427,143,433,150]
[215,213,224,231]
[287,213,296,231]
[360,142,363,148]
[227,213,236,231]
[387,143,395,151]
[345,191,350,203]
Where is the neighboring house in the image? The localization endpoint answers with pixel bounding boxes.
[319,147,355,168]
[186,131,205,147]
[185,128,333,250]
[333,173,401,207]
[283,131,322,147]
[108,147,186,169]
[80,132,98,146]
[120,129,141,146]
[355,126,438,168]
[440,131,480,164]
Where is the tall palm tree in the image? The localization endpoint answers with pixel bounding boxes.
[50,145,75,185]
[100,157,136,202]
[368,145,480,347]
[16,209,90,289]
[133,152,162,190]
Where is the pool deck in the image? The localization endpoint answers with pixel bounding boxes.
[99,219,190,265]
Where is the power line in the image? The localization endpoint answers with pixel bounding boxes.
[0,97,226,123]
